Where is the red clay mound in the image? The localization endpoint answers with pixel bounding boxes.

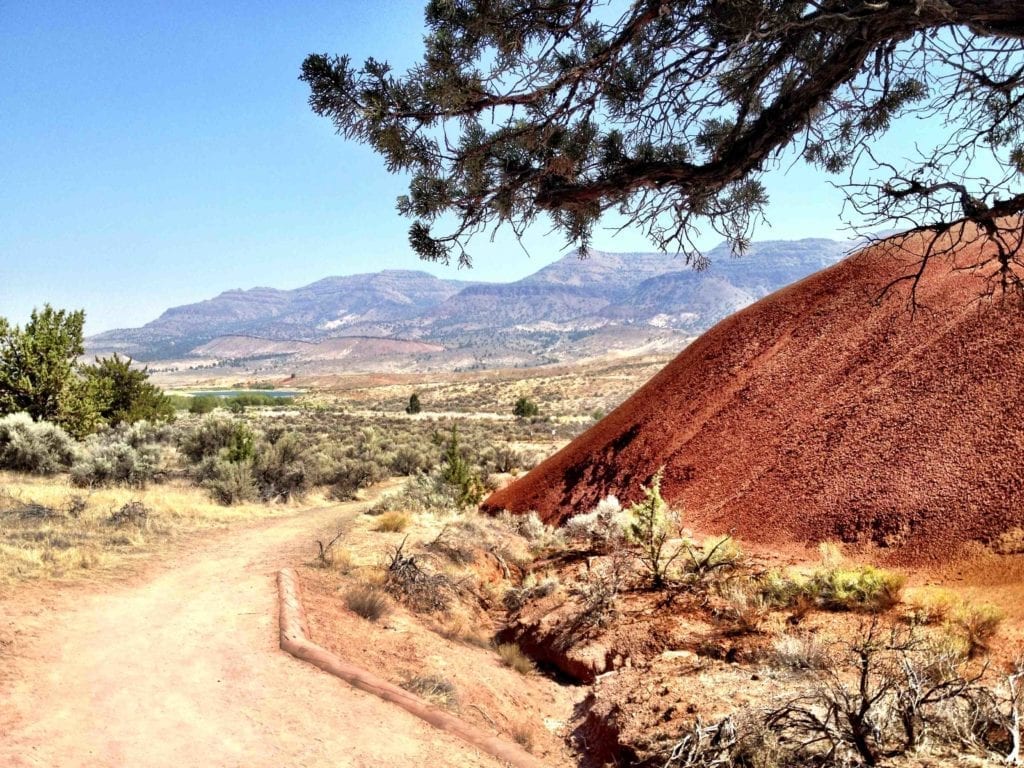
[483,227,1024,562]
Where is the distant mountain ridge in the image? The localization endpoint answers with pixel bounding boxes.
[87,239,850,372]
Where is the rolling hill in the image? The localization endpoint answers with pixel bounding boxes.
[483,227,1024,562]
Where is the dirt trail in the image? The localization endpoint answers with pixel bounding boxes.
[0,497,500,768]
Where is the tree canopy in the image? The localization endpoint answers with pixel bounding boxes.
[81,353,174,427]
[0,306,174,437]
[0,306,98,437]
[302,0,1024,292]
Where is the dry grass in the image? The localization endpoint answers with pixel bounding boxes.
[0,471,311,585]
[373,511,411,533]
[432,611,492,648]
[344,583,392,621]
[400,674,459,709]
[495,642,536,675]
[509,720,536,752]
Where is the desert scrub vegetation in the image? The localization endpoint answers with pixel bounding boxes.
[902,588,1005,657]
[495,642,536,675]
[759,563,905,613]
[0,413,77,474]
[344,582,392,621]
[400,674,459,709]
[373,511,410,532]
[649,622,1024,768]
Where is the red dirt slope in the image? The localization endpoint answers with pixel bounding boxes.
[484,228,1024,562]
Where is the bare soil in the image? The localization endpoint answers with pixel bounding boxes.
[294,508,584,766]
[0,494,503,768]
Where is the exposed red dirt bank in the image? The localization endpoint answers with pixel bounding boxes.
[484,227,1024,562]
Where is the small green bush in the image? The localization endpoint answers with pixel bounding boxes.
[761,565,905,613]
[513,397,539,419]
[179,416,252,463]
[807,566,905,612]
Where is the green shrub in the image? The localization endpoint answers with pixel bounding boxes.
[627,469,683,588]
[225,393,294,410]
[178,416,252,463]
[440,426,484,508]
[252,432,309,501]
[761,565,905,613]
[513,397,539,419]
[0,413,76,474]
[71,438,158,488]
[807,566,905,612]
[188,395,218,415]
[203,459,258,504]
[80,353,174,426]
[329,458,387,500]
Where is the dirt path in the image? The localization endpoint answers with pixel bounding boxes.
[0,496,501,768]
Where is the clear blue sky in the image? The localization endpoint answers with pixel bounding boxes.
[2,1,863,334]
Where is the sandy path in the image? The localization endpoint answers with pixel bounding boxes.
[0,498,500,768]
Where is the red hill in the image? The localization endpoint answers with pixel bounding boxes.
[483,228,1024,562]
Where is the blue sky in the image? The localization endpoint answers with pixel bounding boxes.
[2,1,865,333]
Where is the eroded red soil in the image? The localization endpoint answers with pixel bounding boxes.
[486,226,1024,564]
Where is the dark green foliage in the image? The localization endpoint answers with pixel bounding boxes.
[188,396,218,415]
[512,397,539,419]
[178,416,254,464]
[405,392,422,414]
[303,1,1024,291]
[0,413,76,474]
[0,305,98,437]
[225,393,295,411]
[627,469,684,588]
[81,354,174,427]
[440,426,484,507]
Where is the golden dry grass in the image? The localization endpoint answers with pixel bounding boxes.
[0,471,324,585]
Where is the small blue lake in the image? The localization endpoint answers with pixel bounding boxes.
[187,389,301,398]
